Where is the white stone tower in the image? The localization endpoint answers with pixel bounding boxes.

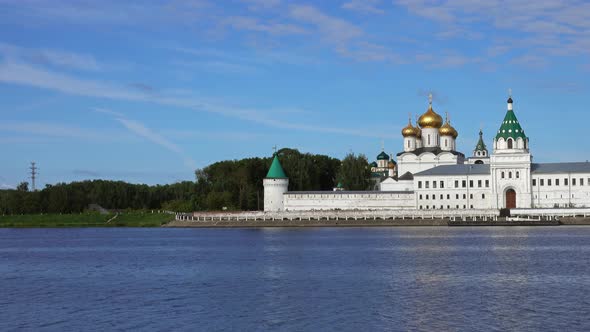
[490,92,533,209]
[263,153,289,212]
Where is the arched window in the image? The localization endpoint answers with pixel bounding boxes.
[501,172,505,179]
[507,138,513,149]
[428,135,431,145]
[445,139,448,147]
[509,171,512,178]
[475,160,484,164]
[407,140,410,148]
[516,171,520,179]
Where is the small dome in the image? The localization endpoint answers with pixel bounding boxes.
[401,120,418,137]
[439,120,458,138]
[507,97,513,104]
[418,104,443,128]
[370,161,378,167]
[415,125,422,138]
[388,160,396,169]
[376,151,390,160]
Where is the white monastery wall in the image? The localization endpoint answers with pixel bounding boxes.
[414,174,493,210]
[531,173,590,208]
[284,192,415,211]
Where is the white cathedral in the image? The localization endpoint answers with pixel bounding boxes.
[264,94,590,212]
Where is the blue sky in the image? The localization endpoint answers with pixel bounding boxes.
[1,0,589,188]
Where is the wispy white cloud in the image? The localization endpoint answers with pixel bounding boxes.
[223,16,308,35]
[341,0,385,15]
[239,0,281,11]
[289,4,363,45]
[94,108,197,169]
[394,0,590,67]
[0,59,393,139]
[0,121,127,141]
[0,61,146,100]
[0,42,100,71]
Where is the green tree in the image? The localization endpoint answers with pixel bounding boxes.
[16,182,29,192]
[336,153,372,190]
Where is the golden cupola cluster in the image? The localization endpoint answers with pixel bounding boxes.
[418,94,443,129]
[401,118,419,137]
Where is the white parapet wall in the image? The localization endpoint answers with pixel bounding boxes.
[511,208,590,217]
[283,191,415,211]
[178,208,501,222]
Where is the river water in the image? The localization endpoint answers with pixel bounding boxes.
[1,227,590,331]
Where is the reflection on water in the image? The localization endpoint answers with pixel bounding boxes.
[1,227,590,331]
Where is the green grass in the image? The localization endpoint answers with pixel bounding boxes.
[0,212,175,228]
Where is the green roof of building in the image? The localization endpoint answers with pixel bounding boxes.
[495,107,527,141]
[475,129,488,151]
[376,151,390,160]
[266,155,288,179]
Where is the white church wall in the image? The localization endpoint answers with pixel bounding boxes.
[380,178,413,192]
[397,152,462,176]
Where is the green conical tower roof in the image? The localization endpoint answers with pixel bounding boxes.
[495,99,527,141]
[475,129,488,152]
[266,154,288,179]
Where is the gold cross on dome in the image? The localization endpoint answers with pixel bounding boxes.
[428,92,433,104]
[508,88,512,97]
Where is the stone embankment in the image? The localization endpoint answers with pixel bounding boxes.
[164,208,590,227]
[166,209,498,227]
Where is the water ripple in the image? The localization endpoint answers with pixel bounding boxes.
[1,227,590,331]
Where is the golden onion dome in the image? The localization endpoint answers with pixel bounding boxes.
[415,124,422,138]
[388,160,396,169]
[401,118,418,137]
[418,104,443,129]
[439,121,458,138]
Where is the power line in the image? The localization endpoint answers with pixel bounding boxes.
[30,162,38,191]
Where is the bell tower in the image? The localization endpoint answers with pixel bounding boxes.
[490,91,532,209]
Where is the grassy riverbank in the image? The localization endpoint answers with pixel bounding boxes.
[0,212,175,228]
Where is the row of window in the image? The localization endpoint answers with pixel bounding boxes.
[419,193,485,200]
[419,205,474,210]
[500,171,520,179]
[533,178,588,187]
[418,180,490,189]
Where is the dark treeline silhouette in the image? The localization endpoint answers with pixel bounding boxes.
[0,149,371,214]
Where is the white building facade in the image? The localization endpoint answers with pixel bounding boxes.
[263,94,590,212]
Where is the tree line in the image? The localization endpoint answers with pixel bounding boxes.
[0,149,372,214]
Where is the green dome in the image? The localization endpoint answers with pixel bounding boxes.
[266,155,287,179]
[370,161,378,167]
[376,151,390,160]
